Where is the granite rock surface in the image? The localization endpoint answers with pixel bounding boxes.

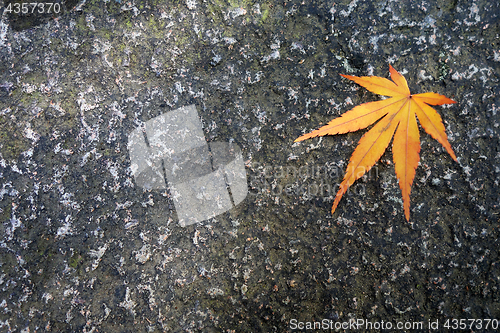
[0,0,499,331]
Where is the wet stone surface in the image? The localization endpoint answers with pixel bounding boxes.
[0,0,499,332]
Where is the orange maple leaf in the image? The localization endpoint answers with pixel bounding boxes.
[295,65,457,221]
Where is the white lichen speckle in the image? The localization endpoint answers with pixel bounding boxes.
[134,244,152,264]
[89,244,109,271]
[119,287,136,317]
